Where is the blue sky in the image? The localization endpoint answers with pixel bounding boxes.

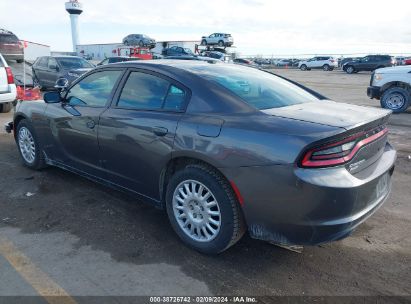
[1,0,410,56]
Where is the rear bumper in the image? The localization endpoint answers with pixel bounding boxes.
[367,86,381,99]
[2,53,24,61]
[220,143,396,245]
[0,85,17,102]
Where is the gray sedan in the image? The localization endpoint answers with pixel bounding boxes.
[7,61,396,254]
[122,34,156,48]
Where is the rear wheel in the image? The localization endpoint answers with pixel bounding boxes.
[300,64,307,71]
[218,40,224,47]
[123,40,129,46]
[166,164,245,254]
[323,64,330,71]
[139,40,144,47]
[201,39,207,46]
[16,119,46,170]
[0,102,12,113]
[380,87,410,113]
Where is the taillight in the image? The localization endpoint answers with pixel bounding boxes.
[5,67,14,84]
[300,126,388,168]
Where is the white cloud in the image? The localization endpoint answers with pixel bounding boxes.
[0,0,410,55]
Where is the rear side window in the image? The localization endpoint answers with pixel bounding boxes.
[66,70,122,107]
[117,72,186,111]
[185,64,318,110]
[0,34,19,43]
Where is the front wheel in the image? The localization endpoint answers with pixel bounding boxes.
[166,164,245,254]
[300,64,307,71]
[0,102,13,113]
[201,39,207,46]
[380,87,410,113]
[16,119,46,170]
[218,40,224,47]
[345,65,355,74]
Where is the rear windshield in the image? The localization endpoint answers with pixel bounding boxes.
[57,57,94,69]
[184,64,318,110]
[0,34,19,44]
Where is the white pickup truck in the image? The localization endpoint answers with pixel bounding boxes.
[0,53,16,113]
[367,66,411,113]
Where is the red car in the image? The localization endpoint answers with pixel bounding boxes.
[404,58,411,65]
[0,29,23,63]
[117,47,152,60]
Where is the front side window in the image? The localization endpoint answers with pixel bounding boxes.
[66,70,122,107]
[117,72,186,111]
[48,57,58,69]
[182,64,318,110]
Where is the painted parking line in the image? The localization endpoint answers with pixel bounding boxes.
[0,234,77,304]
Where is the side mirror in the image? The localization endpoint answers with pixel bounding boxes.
[43,91,62,104]
[54,78,69,91]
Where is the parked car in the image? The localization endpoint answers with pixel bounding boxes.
[0,29,24,63]
[201,33,233,47]
[122,34,156,48]
[97,56,141,65]
[5,61,396,254]
[201,51,231,62]
[276,59,292,67]
[0,53,16,113]
[162,55,219,62]
[343,55,394,74]
[367,66,411,113]
[404,58,411,65]
[298,57,338,71]
[339,57,360,68]
[162,46,195,57]
[395,57,406,66]
[233,58,254,65]
[32,56,95,90]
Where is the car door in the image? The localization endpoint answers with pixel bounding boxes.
[208,34,216,44]
[44,68,124,176]
[33,57,49,86]
[98,69,188,200]
[307,57,316,68]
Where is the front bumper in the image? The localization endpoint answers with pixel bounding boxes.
[367,86,381,99]
[220,143,396,245]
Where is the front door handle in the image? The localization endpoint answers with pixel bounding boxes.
[86,120,96,129]
[153,126,168,136]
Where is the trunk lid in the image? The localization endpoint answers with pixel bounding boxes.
[262,101,391,130]
[263,101,392,173]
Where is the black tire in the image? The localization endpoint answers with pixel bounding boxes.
[139,40,144,47]
[380,87,410,113]
[218,40,224,47]
[323,64,330,71]
[123,40,129,46]
[166,164,245,254]
[201,39,207,46]
[300,64,307,71]
[16,59,24,63]
[15,119,47,170]
[345,65,355,74]
[0,102,13,113]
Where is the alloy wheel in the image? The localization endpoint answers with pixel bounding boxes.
[172,180,221,242]
[18,127,36,164]
[386,93,405,110]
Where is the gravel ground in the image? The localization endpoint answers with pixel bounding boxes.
[0,64,410,300]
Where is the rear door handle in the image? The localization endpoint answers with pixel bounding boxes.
[153,126,168,136]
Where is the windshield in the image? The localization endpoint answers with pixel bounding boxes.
[57,57,94,69]
[183,64,319,110]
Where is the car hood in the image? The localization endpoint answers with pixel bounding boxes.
[375,65,411,74]
[262,101,391,130]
